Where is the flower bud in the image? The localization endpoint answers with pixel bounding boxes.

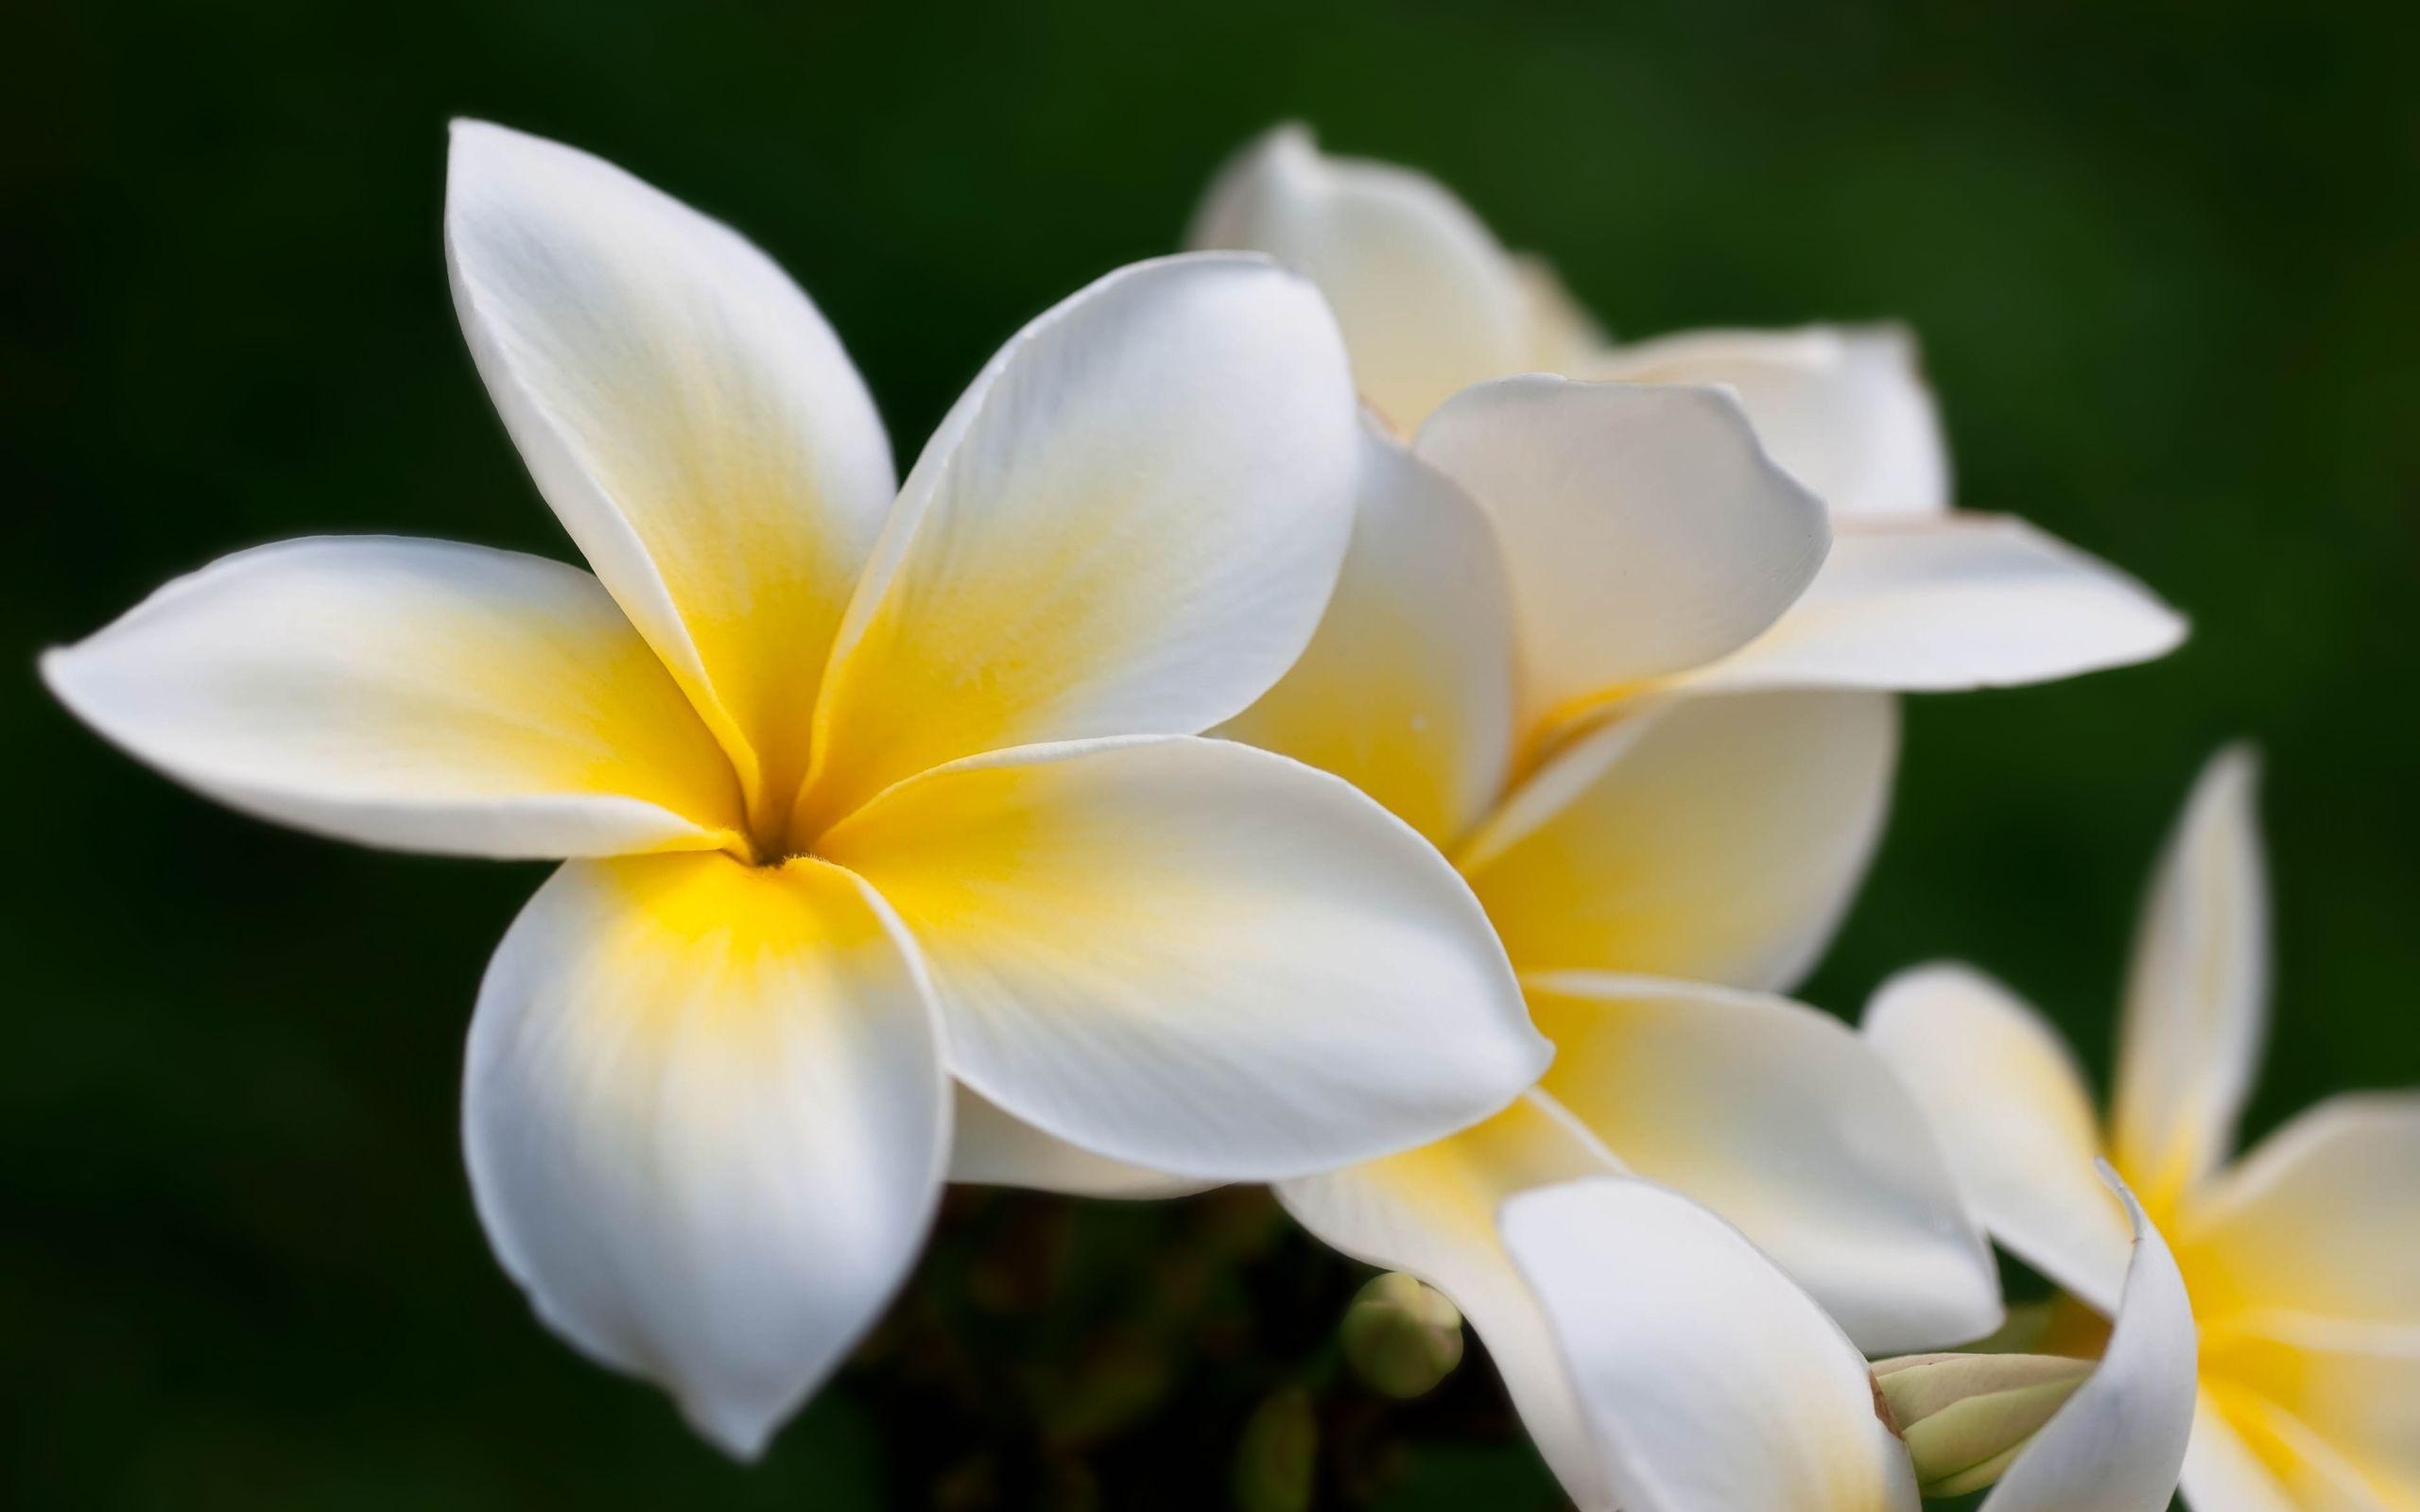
[1232,1385,1316,1512]
[1340,1271,1465,1400]
[1872,1351,2095,1497]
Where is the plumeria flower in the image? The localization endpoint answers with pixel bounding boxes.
[1866,748,2420,1508]
[39,122,1556,1457]
[1187,123,2187,721]
[1502,1170,2199,1512]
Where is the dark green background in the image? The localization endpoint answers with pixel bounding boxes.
[8,1,2415,1506]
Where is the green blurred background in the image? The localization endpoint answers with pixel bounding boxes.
[7,0,2415,1505]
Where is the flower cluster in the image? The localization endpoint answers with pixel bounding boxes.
[43,121,2412,1508]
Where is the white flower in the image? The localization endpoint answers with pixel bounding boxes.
[1501,1170,2199,1512]
[1866,747,2420,1508]
[39,122,1554,1457]
[1187,123,2187,722]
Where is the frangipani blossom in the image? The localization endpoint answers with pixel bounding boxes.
[40,123,1553,1456]
[1502,1171,2199,1512]
[1867,748,2420,1508]
[1186,123,2187,724]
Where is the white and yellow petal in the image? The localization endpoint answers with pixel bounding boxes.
[463,852,946,1457]
[1580,325,1950,520]
[1979,1172,2200,1512]
[1184,124,1529,428]
[946,1085,1211,1199]
[2194,1319,2420,1510]
[1411,377,1830,728]
[1502,1178,1923,1512]
[1275,1092,1627,1509]
[2113,747,2269,1216]
[815,735,1547,1182]
[42,538,743,858]
[798,255,1360,833]
[1676,516,2187,697]
[1219,417,1517,848]
[1525,973,2002,1352]
[1864,965,2135,1312]
[1460,690,1898,992]
[445,122,896,813]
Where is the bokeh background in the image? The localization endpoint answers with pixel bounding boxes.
[7,1,2416,1506]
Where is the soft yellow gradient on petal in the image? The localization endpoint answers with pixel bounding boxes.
[818,735,1544,1181]
[463,850,945,1457]
[797,257,1359,833]
[42,538,745,859]
[446,123,897,825]
[2197,1322,2420,1507]
[1462,690,1897,991]
[2194,1382,2406,1512]
[1219,419,1517,848]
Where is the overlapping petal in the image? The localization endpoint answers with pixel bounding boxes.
[2113,747,2269,1216]
[1218,418,1516,847]
[1275,1092,1626,1509]
[42,538,743,858]
[1502,1178,1923,1512]
[815,735,1547,1181]
[1675,517,2187,696]
[1864,964,2136,1312]
[1525,973,2001,1352]
[1460,690,1898,991]
[1579,325,1950,519]
[1184,124,1529,428]
[463,852,946,1458]
[798,255,1360,833]
[946,1085,1211,1199]
[1412,377,1829,725]
[445,121,896,813]
[1979,1173,2199,1512]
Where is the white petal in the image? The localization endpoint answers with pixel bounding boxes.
[2196,1318,2420,1509]
[1676,515,2187,696]
[42,538,742,858]
[1981,1171,2200,1512]
[1460,690,1898,993]
[1582,325,1951,519]
[2113,747,2268,1215]
[1274,1091,1627,1509]
[445,122,896,811]
[1219,416,1518,848]
[2179,1399,2302,1512]
[1863,964,2135,1313]
[947,1084,1212,1199]
[464,852,946,1457]
[1413,378,1830,725]
[797,255,1360,832]
[1525,973,2002,1352]
[2176,1093,2420,1330]
[1184,124,1529,428]
[1502,1178,1923,1512]
[816,735,1547,1181]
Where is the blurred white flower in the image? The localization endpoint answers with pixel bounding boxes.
[1867,747,2420,1507]
[1501,1170,2198,1512]
[42,122,1555,1456]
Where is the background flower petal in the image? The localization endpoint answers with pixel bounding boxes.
[463,852,946,1459]
[1460,690,1897,992]
[1219,417,1517,849]
[42,537,742,858]
[1674,516,2187,696]
[946,1084,1212,1199]
[1502,1178,1922,1512]
[1412,378,1829,724]
[798,255,1360,832]
[1184,124,1529,428]
[2113,746,2269,1215]
[1525,972,2003,1352]
[1863,964,2135,1312]
[816,735,1547,1181]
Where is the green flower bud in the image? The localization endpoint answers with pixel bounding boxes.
[1232,1385,1316,1512]
[1872,1351,2095,1498]
[1340,1271,1465,1400]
